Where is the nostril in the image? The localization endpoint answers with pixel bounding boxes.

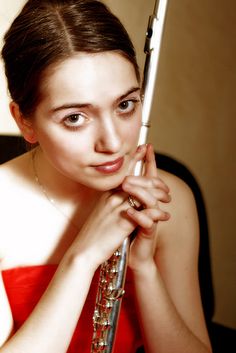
[95,126,122,153]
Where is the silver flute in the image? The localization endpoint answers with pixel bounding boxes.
[91,1,169,352]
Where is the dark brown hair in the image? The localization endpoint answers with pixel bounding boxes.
[1,0,139,117]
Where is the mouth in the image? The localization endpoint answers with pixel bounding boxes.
[93,157,124,174]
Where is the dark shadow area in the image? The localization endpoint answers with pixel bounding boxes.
[0,135,235,352]
[0,135,27,163]
[209,322,236,353]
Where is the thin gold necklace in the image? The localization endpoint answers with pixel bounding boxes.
[31,150,78,230]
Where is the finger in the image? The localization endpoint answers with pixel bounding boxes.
[123,181,171,208]
[127,195,142,210]
[127,144,147,175]
[127,207,170,227]
[151,188,171,203]
[127,208,154,230]
[123,175,170,193]
[143,207,170,222]
[143,143,158,178]
[124,183,157,208]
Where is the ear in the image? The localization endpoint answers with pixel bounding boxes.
[9,102,38,144]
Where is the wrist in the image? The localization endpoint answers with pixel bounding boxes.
[61,248,98,277]
[130,260,158,281]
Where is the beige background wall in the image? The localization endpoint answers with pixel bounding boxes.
[1,0,235,329]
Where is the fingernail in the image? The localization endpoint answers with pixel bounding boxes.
[165,212,171,219]
[137,145,144,152]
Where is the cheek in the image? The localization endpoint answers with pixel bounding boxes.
[35,127,89,166]
[39,135,89,181]
[125,115,142,146]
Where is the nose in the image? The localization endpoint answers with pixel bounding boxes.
[95,117,122,154]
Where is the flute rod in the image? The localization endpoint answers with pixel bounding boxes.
[135,0,169,175]
[91,1,169,352]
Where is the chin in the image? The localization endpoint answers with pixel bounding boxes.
[85,172,127,192]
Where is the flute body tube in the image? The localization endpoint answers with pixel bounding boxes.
[91,1,168,352]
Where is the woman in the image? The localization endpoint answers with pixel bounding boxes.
[0,0,212,352]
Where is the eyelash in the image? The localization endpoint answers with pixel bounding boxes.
[62,99,140,131]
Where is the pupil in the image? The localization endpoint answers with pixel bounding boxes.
[121,101,128,109]
[70,115,78,121]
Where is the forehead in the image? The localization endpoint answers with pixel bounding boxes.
[39,52,139,106]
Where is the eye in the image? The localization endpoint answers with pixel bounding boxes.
[117,99,140,116]
[63,113,86,128]
[118,100,134,112]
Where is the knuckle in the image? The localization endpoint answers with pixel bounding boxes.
[106,193,123,208]
[147,196,158,208]
[159,190,167,199]
[147,178,155,188]
[153,189,167,201]
[147,218,154,228]
[106,195,117,208]
[146,208,166,222]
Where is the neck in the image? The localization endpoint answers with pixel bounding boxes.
[31,147,102,224]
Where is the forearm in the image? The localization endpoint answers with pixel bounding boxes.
[0,255,95,353]
[133,265,212,353]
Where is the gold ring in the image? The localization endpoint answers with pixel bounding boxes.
[128,195,140,210]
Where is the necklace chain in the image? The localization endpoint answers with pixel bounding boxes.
[32,150,78,230]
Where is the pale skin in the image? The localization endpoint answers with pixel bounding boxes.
[0,52,212,352]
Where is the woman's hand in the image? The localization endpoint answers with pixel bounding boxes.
[122,144,171,272]
[65,144,170,273]
[65,146,148,271]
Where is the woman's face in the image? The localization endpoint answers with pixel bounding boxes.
[31,52,142,191]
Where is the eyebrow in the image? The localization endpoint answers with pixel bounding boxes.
[50,86,140,113]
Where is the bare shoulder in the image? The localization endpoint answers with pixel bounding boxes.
[0,152,33,253]
[154,169,201,305]
[158,168,198,214]
[0,151,34,216]
[0,151,32,187]
[157,168,199,250]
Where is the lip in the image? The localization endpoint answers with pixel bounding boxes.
[94,157,124,174]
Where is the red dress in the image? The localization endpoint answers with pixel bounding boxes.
[2,265,143,352]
